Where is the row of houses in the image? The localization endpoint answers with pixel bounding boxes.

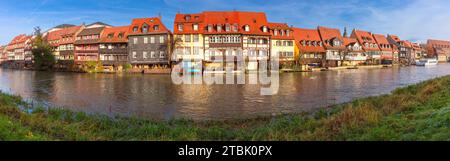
[1,11,449,72]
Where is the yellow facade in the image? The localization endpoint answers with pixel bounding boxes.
[173,34,205,61]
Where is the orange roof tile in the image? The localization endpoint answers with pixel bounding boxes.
[174,11,271,36]
[292,28,325,53]
[128,17,170,35]
[99,26,129,43]
[47,25,82,46]
[351,29,380,52]
[318,26,345,50]
[174,13,204,34]
[373,34,392,52]
[267,22,294,40]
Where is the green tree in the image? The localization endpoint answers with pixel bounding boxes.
[32,27,55,70]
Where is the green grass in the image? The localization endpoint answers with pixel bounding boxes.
[1,75,449,141]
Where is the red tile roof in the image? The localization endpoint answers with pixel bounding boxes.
[174,13,204,34]
[174,11,271,36]
[99,26,129,43]
[292,28,325,53]
[351,29,380,52]
[7,34,31,50]
[388,34,401,42]
[318,26,346,50]
[373,34,392,52]
[402,40,412,48]
[411,43,421,50]
[343,37,364,52]
[47,25,83,46]
[267,22,294,40]
[128,17,170,35]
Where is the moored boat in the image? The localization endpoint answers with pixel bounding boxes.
[416,59,438,66]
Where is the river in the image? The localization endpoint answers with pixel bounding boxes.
[1,64,449,121]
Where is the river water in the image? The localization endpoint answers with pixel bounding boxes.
[1,64,449,121]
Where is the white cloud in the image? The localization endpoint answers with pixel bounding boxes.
[360,0,450,43]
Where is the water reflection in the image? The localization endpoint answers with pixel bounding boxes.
[0,64,449,121]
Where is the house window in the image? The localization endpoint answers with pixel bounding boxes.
[185,35,191,42]
[178,24,183,31]
[160,51,165,58]
[208,25,213,32]
[193,24,199,31]
[244,25,250,32]
[150,37,155,43]
[193,47,200,55]
[225,24,230,32]
[274,30,278,36]
[107,33,113,38]
[133,38,138,44]
[118,33,123,38]
[185,15,191,21]
[276,41,281,46]
[144,37,148,44]
[151,51,155,58]
[217,25,222,32]
[143,51,148,59]
[153,25,159,31]
[142,25,148,33]
[263,26,268,33]
[159,36,165,43]
[233,24,238,32]
[132,51,137,58]
[133,27,138,32]
[193,35,199,42]
[286,30,290,36]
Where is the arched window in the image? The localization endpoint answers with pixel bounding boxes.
[244,25,250,32]
[262,26,268,33]
[142,24,149,33]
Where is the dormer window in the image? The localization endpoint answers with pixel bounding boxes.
[208,25,213,32]
[280,30,285,36]
[262,26,268,33]
[244,25,250,32]
[193,24,199,31]
[153,25,159,31]
[118,33,124,38]
[107,33,114,39]
[142,24,149,33]
[233,24,238,32]
[217,25,222,32]
[185,15,191,21]
[286,30,290,36]
[178,24,183,31]
[274,30,278,36]
[133,26,138,32]
[225,24,231,32]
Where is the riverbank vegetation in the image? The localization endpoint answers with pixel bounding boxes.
[0,75,449,141]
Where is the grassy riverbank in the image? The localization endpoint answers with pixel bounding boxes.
[1,75,449,141]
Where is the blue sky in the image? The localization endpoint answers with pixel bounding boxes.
[1,0,450,45]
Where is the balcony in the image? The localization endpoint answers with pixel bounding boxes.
[326,54,342,60]
[345,55,367,61]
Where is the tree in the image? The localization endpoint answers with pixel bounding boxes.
[32,27,55,70]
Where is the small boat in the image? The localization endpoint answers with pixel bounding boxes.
[416,59,438,66]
